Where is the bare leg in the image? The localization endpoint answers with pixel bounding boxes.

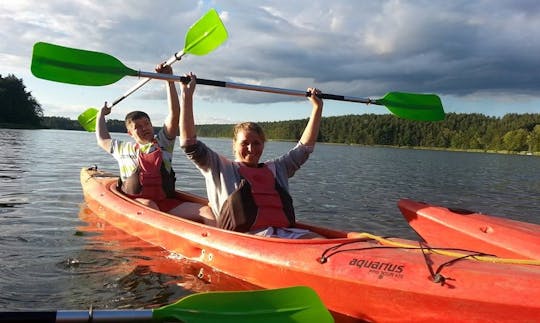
[169,202,217,226]
[134,197,160,210]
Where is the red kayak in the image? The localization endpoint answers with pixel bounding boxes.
[399,198,540,260]
[81,166,540,322]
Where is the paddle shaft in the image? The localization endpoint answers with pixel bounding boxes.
[105,8,228,108]
[0,310,153,323]
[137,71,375,105]
[107,52,184,108]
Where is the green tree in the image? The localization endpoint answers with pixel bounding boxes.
[527,125,540,152]
[0,74,43,127]
[502,129,529,152]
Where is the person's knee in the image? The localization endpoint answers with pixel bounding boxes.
[199,205,216,226]
[135,198,159,210]
[169,202,216,226]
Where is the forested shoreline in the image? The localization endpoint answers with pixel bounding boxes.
[2,74,540,153]
[37,112,540,154]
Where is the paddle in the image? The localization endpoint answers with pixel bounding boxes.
[0,286,333,323]
[34,8,226,132]
[31,43,445,122]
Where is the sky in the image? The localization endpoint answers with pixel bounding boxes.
[1,0,540,125]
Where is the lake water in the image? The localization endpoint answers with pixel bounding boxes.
[1,128,539,312]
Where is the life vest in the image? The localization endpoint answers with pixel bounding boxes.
[120,142,176,201]
[218,164,295,232]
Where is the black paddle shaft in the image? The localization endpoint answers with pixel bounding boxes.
[174,75,373,103]
[0,312,56,323]
[0,310,153,323]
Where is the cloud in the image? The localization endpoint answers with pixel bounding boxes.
[2,0,539,120]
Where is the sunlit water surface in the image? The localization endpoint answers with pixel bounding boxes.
[1,129,538,311]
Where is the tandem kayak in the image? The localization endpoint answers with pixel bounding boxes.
[398,198,540,260]
[81,166,540,322]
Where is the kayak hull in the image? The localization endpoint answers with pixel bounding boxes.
[81,167,540,322]
[399,198,540,260]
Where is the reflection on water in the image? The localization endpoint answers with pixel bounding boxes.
[67,206,257,309]
[1,128,539,312]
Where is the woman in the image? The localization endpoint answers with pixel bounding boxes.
[179,73,323,238]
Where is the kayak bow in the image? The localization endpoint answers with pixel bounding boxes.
[399,198,540,260]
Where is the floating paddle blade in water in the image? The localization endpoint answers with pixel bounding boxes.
[153,286,333,323]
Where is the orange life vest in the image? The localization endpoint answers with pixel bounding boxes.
[120,143,176,201]
[218,164,295,232]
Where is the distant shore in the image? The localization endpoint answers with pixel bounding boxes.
[2,124,538,157]
[394,145,540,156]
[316,141,540,156]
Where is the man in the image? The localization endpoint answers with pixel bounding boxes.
[96,65,215,224]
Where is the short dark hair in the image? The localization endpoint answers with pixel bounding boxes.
[125,111,150,127]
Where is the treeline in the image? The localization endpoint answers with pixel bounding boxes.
[40,116,127,131]
[2,74,539,152]
[197,113,540,152]
[19,113,540,153]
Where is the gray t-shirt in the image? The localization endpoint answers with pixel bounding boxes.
[181,139,314,219]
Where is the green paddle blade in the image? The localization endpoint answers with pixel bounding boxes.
[31,42,138,86]
[153,286,334,323]
[184,9,228,55]
[78,108,99,132]
[376,92,445,121]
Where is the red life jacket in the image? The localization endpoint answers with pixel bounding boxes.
[218,164,295,232]
[120,142,176,201]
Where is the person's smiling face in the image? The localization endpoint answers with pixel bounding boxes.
[233,129,265,167]
[127,117,154,144]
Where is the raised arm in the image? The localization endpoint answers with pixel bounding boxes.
[299,88,324,147]
[96,103,112,152]
[157,64,180,139]
[179,72,197,144]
